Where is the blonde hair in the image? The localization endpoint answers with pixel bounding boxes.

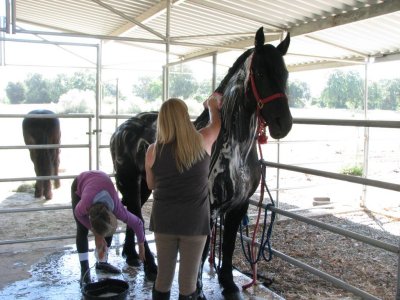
[89,203,117,237]
[156,98,205,173]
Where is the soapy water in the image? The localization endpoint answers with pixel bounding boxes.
[0,240,283,299]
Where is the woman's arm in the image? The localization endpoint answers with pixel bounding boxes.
[199,93,222,155]
[145,143,156,190]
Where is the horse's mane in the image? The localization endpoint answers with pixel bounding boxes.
[193,48,253,131]
[215,48,253,95]
[219,49,255,141]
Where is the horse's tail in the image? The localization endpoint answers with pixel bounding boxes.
[22,111,60,178]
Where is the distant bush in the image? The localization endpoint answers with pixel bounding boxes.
[341,165,363,176]
[14,183,35,193]
[58,89,95,113]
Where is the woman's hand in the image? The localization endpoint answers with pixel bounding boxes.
[203,92,222,110]
[138,242,146,262]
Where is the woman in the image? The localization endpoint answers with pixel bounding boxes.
[71,170,146,285]
[145,94,221,300]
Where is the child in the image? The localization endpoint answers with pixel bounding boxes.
[71,170,146,285]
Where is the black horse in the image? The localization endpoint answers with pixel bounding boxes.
[22,109,61,200]
[110,27,292,298]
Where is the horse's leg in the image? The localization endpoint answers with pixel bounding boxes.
[53,148,60,189]
[30,149,43,199]
[34,180,43,199]
[120,175,141,266]
[219,201,249,299]
[197,234,211,300]
[43,179,52,200]
[40,149,53,200]
[140,177,157,281]
[52,126,61,190]
[120,174,157,280]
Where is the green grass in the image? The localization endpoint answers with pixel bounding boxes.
[14,183,35,193]
[341,165,363,176]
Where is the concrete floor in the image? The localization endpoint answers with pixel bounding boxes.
[0,234,284,300]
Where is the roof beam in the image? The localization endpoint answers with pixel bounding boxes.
[180,32,283,61]
[108,0,186,38]
[180,0,400,62]
[289,0,400,37]
[189,0,285,31]
[90,0,165,40]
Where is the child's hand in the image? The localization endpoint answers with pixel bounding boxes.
[94,234,107,260]
[138,242,146,262]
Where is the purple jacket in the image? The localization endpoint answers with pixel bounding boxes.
[73,170,145,243]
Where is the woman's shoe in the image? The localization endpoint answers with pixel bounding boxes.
[152,284,170,300]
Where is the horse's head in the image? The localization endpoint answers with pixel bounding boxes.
[248,27,292,140]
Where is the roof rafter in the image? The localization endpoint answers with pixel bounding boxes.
[180,0,400,62]
[107,0,187,39]
[90,0,166,40]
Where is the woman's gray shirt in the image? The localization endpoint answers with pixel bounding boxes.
[149,143,211,236]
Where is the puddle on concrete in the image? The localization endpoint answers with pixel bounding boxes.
[0,236,284,300]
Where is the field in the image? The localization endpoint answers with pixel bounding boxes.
[0,103,398,299]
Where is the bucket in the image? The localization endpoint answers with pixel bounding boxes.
[82,278,129,300]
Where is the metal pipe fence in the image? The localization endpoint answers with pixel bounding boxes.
[258,117,400,299]
[0,113,94,182]
[0,115,398,299]
[245,196,399,300]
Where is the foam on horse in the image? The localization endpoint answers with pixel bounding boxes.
[22,109,61,200]
[110,27,292,299]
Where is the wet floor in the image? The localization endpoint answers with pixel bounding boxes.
[0,234,284,300]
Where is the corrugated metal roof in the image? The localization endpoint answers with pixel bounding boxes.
[2,0,400,71]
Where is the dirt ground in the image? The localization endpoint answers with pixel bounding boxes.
[0,179,398,300]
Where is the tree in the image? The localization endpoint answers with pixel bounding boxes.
[103,81,117,97]
[367,81,382,109]
[68,71,96,91]
[168,65,198,99]
[24,73,52,104]
[6,82,26,104]
[288,80,311,108]
[380,79,400,110]
[48,73,72,103]
[320,70,364,109]
[193,79,212,102]
[132,76,162,101]
[345,71,364,109]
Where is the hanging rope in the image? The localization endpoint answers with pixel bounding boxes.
[209,213,224,274]
[241,142,276,289]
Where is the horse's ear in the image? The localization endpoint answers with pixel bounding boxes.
[254,27,265,49]
[277,32,290,55]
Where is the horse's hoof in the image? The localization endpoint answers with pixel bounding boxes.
[144,264,158,282]
[197,289,207,300]
[222,290,243,300]
[221,284,241,300]
[125,257,141,267]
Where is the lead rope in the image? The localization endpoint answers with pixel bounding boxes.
[241,104,276,290]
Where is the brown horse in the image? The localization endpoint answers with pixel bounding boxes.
[22,109,61,200]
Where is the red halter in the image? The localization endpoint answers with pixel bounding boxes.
[248,54,287,144]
